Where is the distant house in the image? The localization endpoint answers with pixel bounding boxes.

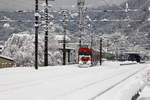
[0,55,14,68]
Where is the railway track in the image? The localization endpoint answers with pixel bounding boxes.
[90,66,147,100]
[0,63,148,100]
[55,65,147,100]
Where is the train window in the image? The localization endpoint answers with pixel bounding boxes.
[79,52,91,55]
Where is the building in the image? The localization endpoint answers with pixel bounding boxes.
[55,35,77,64]
[0,55,14,68]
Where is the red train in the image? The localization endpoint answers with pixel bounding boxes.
[78,46,102,67]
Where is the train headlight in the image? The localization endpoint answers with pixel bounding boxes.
[87,61,91,65]
[79,61,83,64]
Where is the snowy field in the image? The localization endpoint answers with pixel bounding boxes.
[0,61,150,100]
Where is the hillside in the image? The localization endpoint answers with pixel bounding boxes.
[0,0,150,50]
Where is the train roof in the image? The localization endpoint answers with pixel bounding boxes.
[78,47,101,53]
[78,47,92,52]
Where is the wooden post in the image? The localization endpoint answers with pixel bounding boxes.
[44,0,49,66]
[35,0,39,70]
[100,38,102,66]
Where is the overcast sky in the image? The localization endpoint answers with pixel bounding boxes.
[0,0,126,11]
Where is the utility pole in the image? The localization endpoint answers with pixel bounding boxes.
[62,10,67,65]
[43,0,55,66]
[77,0,85,47]
[91,35,93,48]
[35,0,39,70]
[100,38,102,66]
[44,0,49,66]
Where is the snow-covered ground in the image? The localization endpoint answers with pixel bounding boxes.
[0,61,149,100]
[137,86,150,100]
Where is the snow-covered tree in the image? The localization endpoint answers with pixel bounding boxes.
[2,31,62,67]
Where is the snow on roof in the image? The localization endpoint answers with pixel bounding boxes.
[0,45,3,48]
[13,33,30,37]
[71,13,78,18]
[0,45,3,52]
[0,55,14,61]
[3,23,10,28]
[55,35,70,41]
[124,52,140,54]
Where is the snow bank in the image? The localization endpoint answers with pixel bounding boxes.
[113,67,150,100]
[137,86,150,100]
[102,61,137,67]
[113,68,150,100]
[96,66,149,100]
[102,61,120,67]
[115,78,146,100]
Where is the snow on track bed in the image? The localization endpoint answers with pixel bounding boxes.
[58,66,147,100]
[0,65,87,93]
[0,62,149,100]
[91,66,146,100]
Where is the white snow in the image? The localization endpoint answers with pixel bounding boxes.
[137,68,150,100]
[0,61,149,100]
[41,3,46,7]
[137,86,150,100]
[0,45,3,52]
[49,14,54,18]
[3,23,10,28]
[2,33,62,66]
[149,7,150,11]
[55,35,70,41]
[71,13,78,18]
[0,55,13,61]
[95,69,146,100]
[34,13,41,17]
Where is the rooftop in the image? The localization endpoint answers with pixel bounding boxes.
[0,55,14,61]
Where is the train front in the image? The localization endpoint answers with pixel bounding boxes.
[78,47,92,67]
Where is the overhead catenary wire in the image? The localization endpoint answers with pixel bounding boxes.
[0,18,146,25]
[1,1,149,24]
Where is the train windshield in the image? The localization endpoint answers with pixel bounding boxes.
[78,52,91,55]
